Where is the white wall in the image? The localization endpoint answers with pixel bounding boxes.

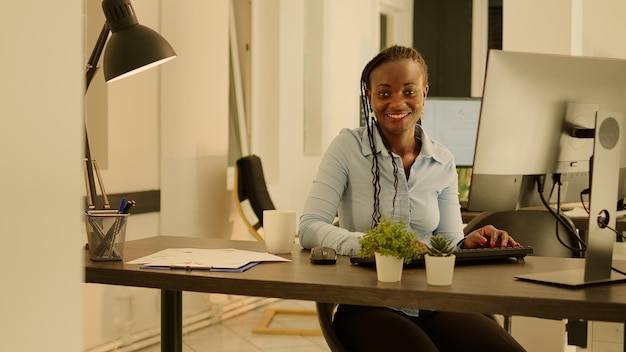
[504,0,626,60]
[0,1,83,351]
[160,0,232,239]
[581,0,626,59]
[503,0,574,55]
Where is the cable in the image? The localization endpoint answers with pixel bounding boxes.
[597,221,626,276]
[579,189,590,214]
[601,223,626,241]
[535,175,586,255]
[575,178,626,276]
[612,265,626,276]
[576,180,626,242]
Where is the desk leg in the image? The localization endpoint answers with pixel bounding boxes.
[161,290,182,352]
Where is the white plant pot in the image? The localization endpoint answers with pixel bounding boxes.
[374,252,404,282]
[424,254,456,286]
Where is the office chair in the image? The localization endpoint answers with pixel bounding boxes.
[233,155,321,336]
[463,209,582,258]
[463,208,583,340]
[315,302,500,352]
[316,302,349,352]
[234,155,275,242]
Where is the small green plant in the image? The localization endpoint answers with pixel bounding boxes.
[358,218,427,264]
[427,234,455,257]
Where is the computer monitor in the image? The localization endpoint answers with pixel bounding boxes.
[468,50,626,212]
[468,49,626,286]
[420,97,481,167]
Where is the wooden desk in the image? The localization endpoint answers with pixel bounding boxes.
[85,236,626,352]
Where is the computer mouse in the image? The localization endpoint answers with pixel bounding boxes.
[310,246,337,264]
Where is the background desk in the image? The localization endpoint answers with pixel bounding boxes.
[85,236,626,352]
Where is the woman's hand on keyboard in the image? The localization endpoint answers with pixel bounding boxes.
[462,225,522,249]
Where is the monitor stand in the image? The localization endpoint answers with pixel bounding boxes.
[515,112,626,287]
[515,268,626,287]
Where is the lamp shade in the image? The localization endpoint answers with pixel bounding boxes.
[101,0,176,82]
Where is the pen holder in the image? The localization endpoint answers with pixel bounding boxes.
[85,210,129,261]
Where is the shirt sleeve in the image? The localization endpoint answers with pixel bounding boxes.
[434,161,465,247]
[299,131,364,256]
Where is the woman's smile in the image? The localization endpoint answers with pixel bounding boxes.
[386,111,412,119]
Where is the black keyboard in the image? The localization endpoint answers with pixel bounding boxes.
[350,246,534,267]
[452,246,534,262]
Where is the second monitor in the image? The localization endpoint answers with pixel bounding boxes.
[420,97,481,168]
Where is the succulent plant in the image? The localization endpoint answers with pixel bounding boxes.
[427,234,455,257]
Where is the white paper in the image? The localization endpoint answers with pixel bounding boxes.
[127,248,291,270]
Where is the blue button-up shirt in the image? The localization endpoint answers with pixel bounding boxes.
[299,124,464,256]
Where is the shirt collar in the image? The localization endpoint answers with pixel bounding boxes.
[359,122,388,157]
[360,123,445,164]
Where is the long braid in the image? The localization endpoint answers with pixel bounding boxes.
[375,121,400,216]
[361,80,382,225]
[360,45,429,227]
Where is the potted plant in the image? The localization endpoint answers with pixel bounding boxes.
[358,218,427,282]
[424,234,456,286]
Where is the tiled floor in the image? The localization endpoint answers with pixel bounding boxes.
[137,299,330,352]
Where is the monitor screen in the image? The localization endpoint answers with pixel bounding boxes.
[420,97,481,167]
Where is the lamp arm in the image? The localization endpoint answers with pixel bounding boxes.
[84,139,98,209]
[84,22,111,209]
[85,22,110,91]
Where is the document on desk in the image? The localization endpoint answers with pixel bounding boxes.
[127,248,291,272]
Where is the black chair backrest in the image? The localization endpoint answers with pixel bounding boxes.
[236,155,276,227]
[316,302,348,352]
[463,209,582,258]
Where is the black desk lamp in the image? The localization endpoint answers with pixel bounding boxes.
[84,0,176,209]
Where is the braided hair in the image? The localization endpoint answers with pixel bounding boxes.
[359,45,429,227]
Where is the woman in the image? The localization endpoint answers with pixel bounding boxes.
[299,45,525,351]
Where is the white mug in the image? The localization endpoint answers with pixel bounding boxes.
[263,210,296,254]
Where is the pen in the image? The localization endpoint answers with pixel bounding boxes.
[123,200,136,214]
[117,197,127,214]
